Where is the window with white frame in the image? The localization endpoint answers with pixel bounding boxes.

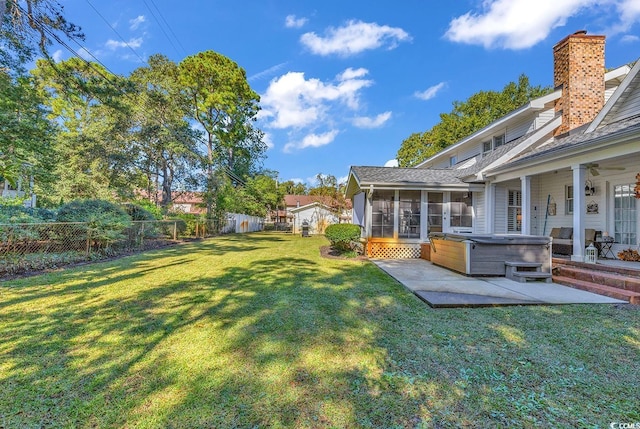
[508,190,522,232]
[482,141,492,156]
[565,185,574,215]
[493,134,505,148]
[449,155,458,166]
[614,184,637,245]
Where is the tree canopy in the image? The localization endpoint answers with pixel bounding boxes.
[397,74,551,167]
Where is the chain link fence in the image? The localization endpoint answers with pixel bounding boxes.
[0,220,182,277]
[1,215,265,277]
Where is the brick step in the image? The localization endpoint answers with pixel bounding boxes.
[552,258,640,278]
[554,266,640,293]
[553,275,640,304]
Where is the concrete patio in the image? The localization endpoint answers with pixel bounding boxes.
[373,259,626,308]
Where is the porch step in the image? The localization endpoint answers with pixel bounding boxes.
[511,271,553,283]
[554,265,640,293]
[553,276,640,305]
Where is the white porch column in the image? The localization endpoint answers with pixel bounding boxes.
[521,175,532,235]
[421,190,428,240]
[485,182,495,234]
[365,187,373,238]
[571,165,586,261]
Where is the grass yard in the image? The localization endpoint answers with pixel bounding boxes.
[0,233,639,428]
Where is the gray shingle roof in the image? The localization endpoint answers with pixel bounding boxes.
[351,166,465,185]
[495,114,640,169]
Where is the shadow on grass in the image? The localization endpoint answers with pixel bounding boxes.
[1,233,639,427]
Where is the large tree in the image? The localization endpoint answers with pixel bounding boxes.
[0,71,53,189]
[32,57,136,202]
[178,50,263,219]
[397,74,551,167]
[129,54,199,209]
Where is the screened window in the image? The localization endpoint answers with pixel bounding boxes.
[493,134,505,148]
[427,193,443,233]
[450,192,473,228]
[614,184,637,245]
[449,155,458,166]
[398,191,421,239]
[508,190,522,233]
[565,185,574,215]
[371,190,395,238]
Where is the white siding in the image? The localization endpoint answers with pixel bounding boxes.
[605,87,617,104]
[607,84,640,124]
[353,192,365,227]
[458,145,481,162]
[473,190,485,233]
[534,108,555,130]
[494,185,508,234]
[505,118,532,142]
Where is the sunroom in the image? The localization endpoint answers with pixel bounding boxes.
[345,166,485,258]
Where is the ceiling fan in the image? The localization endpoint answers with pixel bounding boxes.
[584,163,625,176]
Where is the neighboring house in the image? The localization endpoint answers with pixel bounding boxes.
[346,31,640,261]
[0,174,36,208]
[289,201,340,234]
[171,192,205,214]
[280,195,352,234]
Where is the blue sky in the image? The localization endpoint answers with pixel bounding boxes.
[51,0,640,186]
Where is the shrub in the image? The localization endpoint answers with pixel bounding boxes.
[325,224,362,253]
[123,203,159,221]
[57,200,131,250]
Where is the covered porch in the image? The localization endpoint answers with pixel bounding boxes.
[485,134,640,263]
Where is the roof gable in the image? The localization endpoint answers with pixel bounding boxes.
[586,61,640,132]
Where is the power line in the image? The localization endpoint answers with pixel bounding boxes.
[141,0,182,58]
[84,0,147,64]
[147,0,188,57]
[17,1,247,188]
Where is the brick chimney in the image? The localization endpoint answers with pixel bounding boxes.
[553,31,605,135]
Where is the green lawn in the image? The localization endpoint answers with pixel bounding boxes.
[1,233,638,428]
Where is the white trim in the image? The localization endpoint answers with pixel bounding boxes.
[477,115,562,180]
[586,60,640,133]
[415,90,562,168]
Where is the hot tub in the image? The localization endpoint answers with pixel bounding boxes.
[428,232,552,276]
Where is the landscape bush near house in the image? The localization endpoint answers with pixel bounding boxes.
[325,224,363,255]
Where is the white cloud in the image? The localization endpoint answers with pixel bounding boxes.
[248,62,288,82]
[384,159,399,167]
[289,177,305,184]
[338,67,368,80]
[285,14,308,29]
[263,132,275,149]
[77,47,94,61]
[300,20,411,56]
[52,49,64,62]
[444,0,627,49]
[610,0,640,34]
[337,175,348,185]
[352,111,392,128]
[129,15,146,31]
[621,34,640,42]
[445,0,640,50]
[260,69,373,129]
[105,37,143,50]
[415,82,446,101]
[284,130,339,152]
